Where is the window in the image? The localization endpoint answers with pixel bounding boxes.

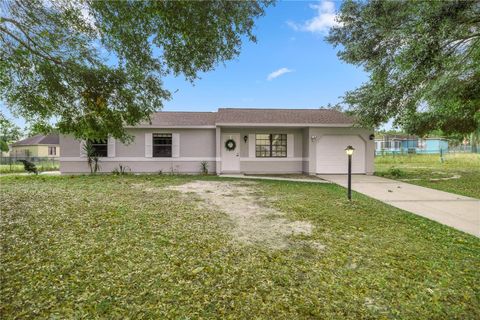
[48,146,56,156]
[153,133,172,157]
[89,139,108,157]
[255,134,287,157]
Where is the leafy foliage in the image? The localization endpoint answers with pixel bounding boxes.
[0,111,22,151]
[0,0,272,142]
[83,140,99,174]
[328,0,480,135]
[111,164,130,175]
[16,159,38,174]
[200,161,209,175]
[25,121,57,137]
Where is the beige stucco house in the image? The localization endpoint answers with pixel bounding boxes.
[11,134,60,158]
[60,108,374,175]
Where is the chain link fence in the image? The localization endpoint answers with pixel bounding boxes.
[0,156,59,174]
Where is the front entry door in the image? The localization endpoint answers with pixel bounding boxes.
[221,133,240,172]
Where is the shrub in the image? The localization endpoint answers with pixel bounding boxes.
[83,141,100,174]
[200,161,209,175]
[17,160,38,175]
[387,167,404,178]
[112,164,130,175]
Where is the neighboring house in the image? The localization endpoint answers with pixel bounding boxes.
[375,135,448,155]
[60,108,375,175]
[421,138,449,154]
[10,134,60,158]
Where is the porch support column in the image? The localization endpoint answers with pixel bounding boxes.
[308,128,317,175]
[215,126,221,174]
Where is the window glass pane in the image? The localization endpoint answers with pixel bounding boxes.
[153,146,172,157]
[153,133,172,157]
[153,133,172,145]
[255,133,287,157]
[89,139,108,157]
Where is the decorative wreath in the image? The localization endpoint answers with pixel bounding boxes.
[225,139,236,151]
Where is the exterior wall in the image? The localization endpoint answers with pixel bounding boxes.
[60,128,216,174]
[440,140,449,151]
[10,145,39,157]
[60,160,216,174]
[220,127,304,174]
[10,145,60,157]
[307,127,375,174]
[425,139,448,153]
[240,160,302,174]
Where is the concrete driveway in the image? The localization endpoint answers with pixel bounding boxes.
[318,175,480,238]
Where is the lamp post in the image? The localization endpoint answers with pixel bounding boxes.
[345,145,355,200]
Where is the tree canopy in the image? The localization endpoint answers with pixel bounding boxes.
[0,0,272,141]
[327,0,479,135]
[0,111,22,151]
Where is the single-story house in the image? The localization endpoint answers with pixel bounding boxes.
[11,134,60,158]
[375,134,449,155]
[60,108,375,175]
[422,138,449,154]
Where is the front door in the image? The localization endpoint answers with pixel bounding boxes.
[221,133,240,172]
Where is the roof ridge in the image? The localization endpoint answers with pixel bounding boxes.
[154,111,216,113]
[218,107,333,111]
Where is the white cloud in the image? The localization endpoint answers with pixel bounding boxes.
[288,0,340,34]
[267,68,294,81]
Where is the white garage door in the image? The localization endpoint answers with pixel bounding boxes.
[316,135,366,174]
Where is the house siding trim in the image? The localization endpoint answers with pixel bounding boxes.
[60,157,218,162]
[239,157,305,162]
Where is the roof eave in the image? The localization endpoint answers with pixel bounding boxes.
[124,125,216,129]
[215,123,354,127]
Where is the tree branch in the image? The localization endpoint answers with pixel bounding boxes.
[0,16,63,62]
[0,25,63,65]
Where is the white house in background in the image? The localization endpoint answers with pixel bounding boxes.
[59,108,375,175]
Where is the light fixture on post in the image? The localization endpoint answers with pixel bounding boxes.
[345,145,355,200]
[244,135,248,143]
[311,135,317,142]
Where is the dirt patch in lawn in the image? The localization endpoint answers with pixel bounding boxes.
[166,180,323,250]
[401,174,462,182]
[245,174,325,181]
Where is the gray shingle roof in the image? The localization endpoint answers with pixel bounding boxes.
[216,108,354,124]
[12,134,59,146]
[144,112,217,126]
[135,108,354,127]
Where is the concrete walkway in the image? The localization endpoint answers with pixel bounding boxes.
[318,175,480,238]
[219,174,330,184]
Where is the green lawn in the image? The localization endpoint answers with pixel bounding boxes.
[0,162,59,174]
[1,175,479,319]
[375,153,480,198]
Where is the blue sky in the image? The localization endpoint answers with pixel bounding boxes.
[1,0,371,128]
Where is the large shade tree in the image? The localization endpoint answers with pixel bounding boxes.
[0,0,272,141]
[327,0,479,136]
[0,111,22,152]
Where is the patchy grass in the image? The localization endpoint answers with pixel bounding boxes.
[1,175,479,319]
[375,153,480,198]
